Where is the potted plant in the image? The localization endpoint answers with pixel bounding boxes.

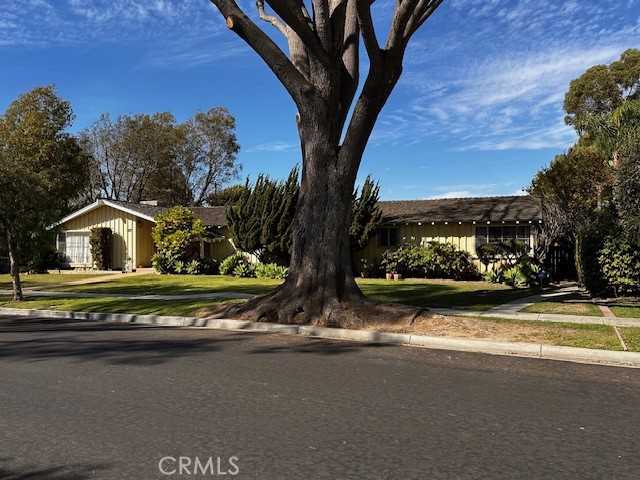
[360,259,372,278]
[381,250,395,280]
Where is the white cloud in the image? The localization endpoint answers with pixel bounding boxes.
[246,141,299,153]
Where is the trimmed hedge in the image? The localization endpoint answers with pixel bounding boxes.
[89,227,112,270]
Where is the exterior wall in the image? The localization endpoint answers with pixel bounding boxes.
[60,205,151,269]
[360,222,474,265]
[359,222,537,273]
[208,227,237,261]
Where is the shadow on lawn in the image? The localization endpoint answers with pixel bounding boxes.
[359,280,539,309]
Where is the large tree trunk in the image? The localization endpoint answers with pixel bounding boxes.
[6,229,23,301]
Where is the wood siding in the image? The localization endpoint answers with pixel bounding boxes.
[61,205,153,269]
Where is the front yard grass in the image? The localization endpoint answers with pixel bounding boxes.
[51,275,539,311]
[357,278,539,311]
[0,273,104,290]
[610,306,640,318]
[0,295,234,317]
[520,293,603,316]
[52,274,282,296]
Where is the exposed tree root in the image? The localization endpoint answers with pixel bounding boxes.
[200,286,431,329]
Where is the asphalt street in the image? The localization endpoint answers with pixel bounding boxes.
[1,314,639,479]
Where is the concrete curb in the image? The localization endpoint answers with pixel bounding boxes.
[1,307,640,368]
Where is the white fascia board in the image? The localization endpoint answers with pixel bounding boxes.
[102,200,156,223]
[49,199,157,230]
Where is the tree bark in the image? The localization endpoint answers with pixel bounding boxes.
[6,229,23,301]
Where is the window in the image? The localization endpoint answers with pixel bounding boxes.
[60,232,90,265]
[378,227,399,247]
[475,225,530,251]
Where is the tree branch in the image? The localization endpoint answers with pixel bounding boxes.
[210,0,313,106]
[312,0,332,50]
[356,0,381,70]
[265,0,329,64]
[257,0,288,36]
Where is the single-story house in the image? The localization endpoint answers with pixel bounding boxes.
[53,199,235,269]
[53,195,542,271]
[362,195,542,271]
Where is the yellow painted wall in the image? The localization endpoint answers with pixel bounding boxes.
[61,205,152,269]
[208,227,236,261]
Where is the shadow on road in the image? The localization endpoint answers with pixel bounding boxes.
[0,317,242,366]
[0,316,386,364]
[0,458,111,480]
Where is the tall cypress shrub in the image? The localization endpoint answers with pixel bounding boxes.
[89,227,113,270]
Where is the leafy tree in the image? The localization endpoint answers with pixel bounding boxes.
[151,206,206,274]
[178,107,241,206]
[564,48,640,127]
[208,0,444,325]
[79,108,241,206]
[0,85,88,300]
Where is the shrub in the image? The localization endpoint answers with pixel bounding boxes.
[89,227,113,270]
[598,236,640,296]
[381,243,478,280]
[186,259,201,275]
[152,206,205,274]
[233,262,256,278]
[219,252,246,275]
[200,257,219,275]
[255,262,289,279]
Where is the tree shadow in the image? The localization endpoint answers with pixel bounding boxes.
[0,317,242,365]
[248,337,392,356]
[0,458,111,480]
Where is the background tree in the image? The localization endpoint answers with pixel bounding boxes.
[0,86,88,300]
[208,0,444,325]
[178,107,241,206]
[79,108,241,206]
[532,48,640,292]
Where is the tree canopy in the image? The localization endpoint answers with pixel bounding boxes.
[79,107,240,206]
[0,85,89,300]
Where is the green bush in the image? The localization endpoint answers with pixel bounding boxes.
[152,206,205,274]
[381,243,479,280]
[255,262,289,279]
[233,262,256,278]
[598,236,640,296]
[219,252,247,275]
[173,260,186,274]
[89,227,113,270]
[186,259,201,275]
[486,261,541,288]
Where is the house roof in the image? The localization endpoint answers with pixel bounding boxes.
[55,199,230,228]
[56,195,541,230]
[378,195,542,224]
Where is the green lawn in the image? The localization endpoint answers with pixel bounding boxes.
[52,274,282,296]
[358,278,539,311]
[0,273,105,290]
[520,293,603,317]
[0,295,232,317]
[52,275,539,311]
[610,306,640,318]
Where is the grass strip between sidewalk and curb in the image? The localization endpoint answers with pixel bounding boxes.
[1,306,640,368]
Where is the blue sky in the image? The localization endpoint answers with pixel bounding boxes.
[2,0,639,200]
